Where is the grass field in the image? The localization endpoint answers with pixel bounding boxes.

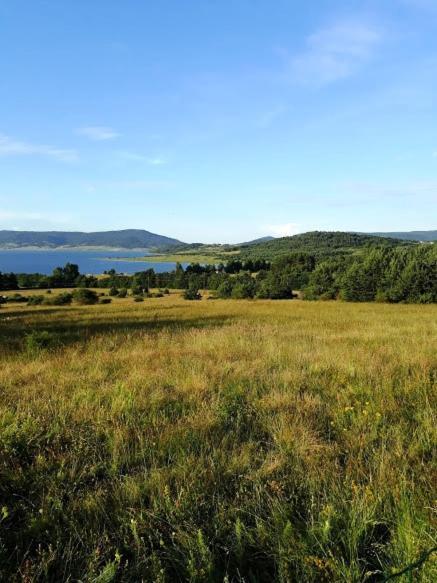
[0,292,436,581]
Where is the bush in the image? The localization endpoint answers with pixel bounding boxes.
[109,287,119,296]
[25,330,57,353]
[99,298,112,304]
[44,292,73,306]
[27,295,45,306]
[216,280,233,298]
[133,296,144,302]
[183,285,202,300]
[72,289,99,305]
[6,293,28,303]
[117,288,128,298]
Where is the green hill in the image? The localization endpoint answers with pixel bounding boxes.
[0,229,184,249]
[239,231,413,260]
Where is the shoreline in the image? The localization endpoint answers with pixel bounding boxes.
[109,254,221,264]
[0,246,153,252]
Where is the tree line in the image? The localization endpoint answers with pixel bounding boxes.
[1,245,436,303]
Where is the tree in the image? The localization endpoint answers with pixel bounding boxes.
[0,272,19,291]
[72,288,99,305]
[216,279,234,298]
[183,283,201,300]
[49,263,80,287]
[230,274,256,299]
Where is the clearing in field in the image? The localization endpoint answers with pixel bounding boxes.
[0,293,436,581]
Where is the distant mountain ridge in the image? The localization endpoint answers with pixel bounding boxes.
[0,229,184,249]
[370,230,437,242]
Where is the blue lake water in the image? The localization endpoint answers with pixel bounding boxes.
[0,249,184,275]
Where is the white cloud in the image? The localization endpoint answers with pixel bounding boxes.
[146,157,166,166]
[264,223,301,237]
[0,209,72,224]
[75,126,119,141]
[0,210,44,221]
[117,151,167,165]
[0,134,78,162]
[290,20,381,85]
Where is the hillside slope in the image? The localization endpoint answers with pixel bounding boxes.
[0,229,184,249]
[239,231,412,260]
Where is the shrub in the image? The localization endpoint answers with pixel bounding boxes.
[25,330,57,353]
[109,287,119,296]
[117,288,128,298]
[184,285,202,300]
[147,292,164,298]
[99,298,112,304]
[72,289,99,305]
[133,296,144,302]
[27,295,45,306]
[44,292,73,306]
[216,280,233,298]
[6,293,28,303]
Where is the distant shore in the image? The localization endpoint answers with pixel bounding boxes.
[0,246,152,252]
[109,253,220,264]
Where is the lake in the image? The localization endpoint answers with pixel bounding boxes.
[0,249,185,275]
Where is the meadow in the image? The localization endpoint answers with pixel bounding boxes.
[0,291,436,581]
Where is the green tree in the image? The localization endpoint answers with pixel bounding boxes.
[72,288,99,305]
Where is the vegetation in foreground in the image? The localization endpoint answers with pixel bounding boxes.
[0,294,436,581]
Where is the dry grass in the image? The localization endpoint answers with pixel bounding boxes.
[0,293,436,581]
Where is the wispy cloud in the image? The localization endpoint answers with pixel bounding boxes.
[147,157,166,166]
[0,134,78,162]
[0,210,45,221]
[0,209,72,224]
[256,105,288,128]
[75,126,119,141]
[263,222,301,237]
[432,151,437,158]
[289,20,381,85]
[117,151,167,165]
[337,180,437,205]
[84,180,174,193]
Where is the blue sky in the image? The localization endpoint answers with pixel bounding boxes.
[0,0,436,243]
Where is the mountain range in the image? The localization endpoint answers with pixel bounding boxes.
[0,229,435,250]
[0,229,183,249]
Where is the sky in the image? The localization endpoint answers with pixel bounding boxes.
[0,0,436,243]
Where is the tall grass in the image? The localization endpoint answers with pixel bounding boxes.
[0,293,436,581]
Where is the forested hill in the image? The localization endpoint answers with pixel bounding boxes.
[0,229,184,249]
[370,230,437,242]
[239,231,413,260]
